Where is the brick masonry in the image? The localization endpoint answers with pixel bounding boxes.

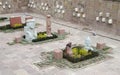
[10,17,22,27]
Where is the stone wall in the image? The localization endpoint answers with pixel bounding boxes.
[0,0,28,14]
[27,0,120,35]
[0,0,120,36]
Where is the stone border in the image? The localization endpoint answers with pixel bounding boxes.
[34,50,112,69]
[7,32,68,45]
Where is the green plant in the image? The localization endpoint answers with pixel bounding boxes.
[79,48,89,56]
[72,48,78,55]
[72,54,81,59]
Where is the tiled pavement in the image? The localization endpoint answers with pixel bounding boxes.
[0,13,120,75]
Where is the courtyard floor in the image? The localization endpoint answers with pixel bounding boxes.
[0,13,120,75]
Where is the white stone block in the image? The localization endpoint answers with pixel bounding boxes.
[46,7,48,11]
[102,18,106,22]
[54,9,57,12]
[5,1,8,5]
[42,7,45,10]
[96,17,99,21]
[80,8,84,12]
[75,8,79,12]
[41,3,44,6]
[28,4,30,7]
[8,5,11,9]
[57,9,61,13]
[73,12,76,16]
[33,4,36,8]
[82,14,86,18]
[60,5,63,9]
[2,5,5,9]
[30,4,33,8]
[77,13,81,17]
[0,2,2,5]
[56,5,60,9]
[99,12,103,17]
[62,10,65,14]
[31,2,34,4]
[106,13,110,17]
[108,19,113,24]
[45,3,47,6]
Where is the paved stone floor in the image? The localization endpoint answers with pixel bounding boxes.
[0,13,120,75]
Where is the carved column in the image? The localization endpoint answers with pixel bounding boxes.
[46,15,52,36]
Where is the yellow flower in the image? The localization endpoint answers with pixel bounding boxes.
[37,33,47,39]
[13,24,22,28]
[79,48,88,56]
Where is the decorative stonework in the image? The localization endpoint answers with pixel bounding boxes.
[96,12,113,25]
[54,4,65,14]
[85,37,93,51]
[39,2,49,11]
[73,7,86,18]
[24,18,37,42]
[46,15,52,36]
[27,0,36,8]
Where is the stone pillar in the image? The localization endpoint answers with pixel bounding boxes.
[58,29,65,35]
[46,15,52,36]
[96,43,106,50]
[14,37,22,43]
[53,49,63,60]
[66,46,72,56]
[65,42,73,56]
